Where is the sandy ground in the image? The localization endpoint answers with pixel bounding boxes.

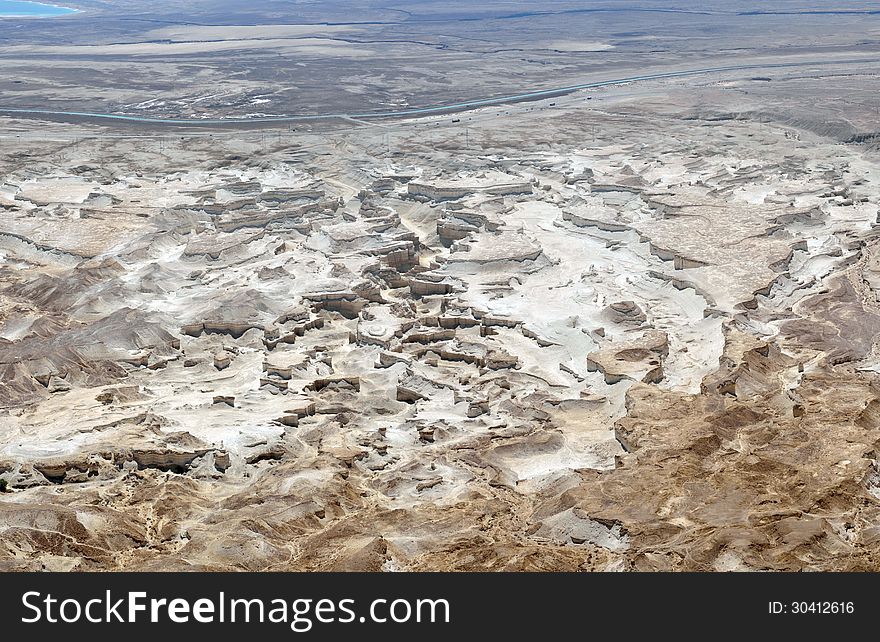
[1,1,880,570]
[1,64,879,570]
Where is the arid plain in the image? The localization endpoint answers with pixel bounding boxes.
[2,1,880,571]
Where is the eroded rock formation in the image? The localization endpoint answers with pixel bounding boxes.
[2,74,880,571]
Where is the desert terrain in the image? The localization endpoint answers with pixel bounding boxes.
[2,1,880,571]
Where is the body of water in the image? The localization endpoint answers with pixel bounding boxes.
[0,1,76,17]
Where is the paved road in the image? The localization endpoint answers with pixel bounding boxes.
[0,58,876,127]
